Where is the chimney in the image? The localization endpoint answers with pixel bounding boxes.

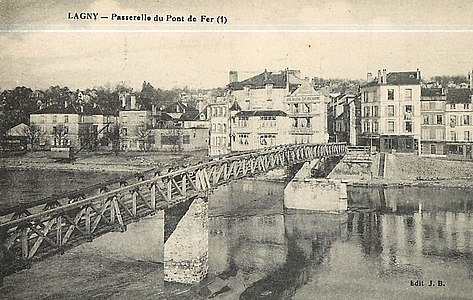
[64,100,68,108]
[229,70,238,84]
[470,69,473,89]
[130,95,136,110]
[382,69,387,84]
[120,93,126,108]
[377,70,382,84]
[264,69,268,81]
[367,72,373,82]
[416,68,421,80]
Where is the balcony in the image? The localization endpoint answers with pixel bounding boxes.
[289,127,315,135]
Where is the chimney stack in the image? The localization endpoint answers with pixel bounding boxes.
[416,68,421,80]
[130,95,136,110]
[264,69,268,81]
[64,100,68,108]
[470,69,473,89]
[229,70,238,84]
[120,93,126,109]
[377,70,382,84]
[367,72,373,82]
[382,69,387,84]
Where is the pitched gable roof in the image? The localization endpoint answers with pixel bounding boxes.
[290,81,318,96]
[235,110,287,117]
[446,89,472,104]
[386,71,420,85]
[32,104,80,115]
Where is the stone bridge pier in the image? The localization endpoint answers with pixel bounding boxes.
[164,196,209,284]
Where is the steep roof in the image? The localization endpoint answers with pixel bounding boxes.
[446,89,472,104]
[386,71,421,85]
[228,70,288,90]
[290,81,318,96]
[32,103,80,115]
[179,110,200,121]
[229,101,242,111]
[421,88,445,97]
[163,101,191,113]
[235,110,287,117]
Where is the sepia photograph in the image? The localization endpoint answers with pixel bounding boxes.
[1,0,473,299]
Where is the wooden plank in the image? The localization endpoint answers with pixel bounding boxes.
[90,200,112,233]
[116,196,134,217]
[21,226,29,259]
[170,177,184,196]
[112,198,125,229]
[28,218,57,258]
[132,191,138,217]
[57,215,62,249]
[62,208,87,244]
[150,183,156,210]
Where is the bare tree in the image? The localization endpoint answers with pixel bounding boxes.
[168,127,182,152]
[135,122,153,152]
[53,124,68,147]
[21,124,44,152]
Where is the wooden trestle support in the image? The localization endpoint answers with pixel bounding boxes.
[0,143,346,267]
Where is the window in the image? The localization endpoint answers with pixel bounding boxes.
[238,116,248,127]
[404,105,413,120]
[405,89,412,101]
[223,123,227,133]
[388,121,395,133]
[364,106,370,117]
[40,115,45,123]
[260,116,277,127]
[387,89,394,100]
[450,104,456,110]
[405,121,413,133]
[423,115,429,125]
[373,106,379,117]
[373,121,379,133]
[122,127,128,136]
[183,135,190,144]
[64,115,69,123]
[436,115,443,125]
[464,115,470,125]
[238,134,249,145]
[465,104,470,110]
[52,115,57,123]
[465,131,470,141]
[450,115,457,127]
[63,126,69,134]
[431,144,437,154]
[450,131,457,141]
[363,91,369,103]
[387,105,395,117]
[422,129,429,140]
[259,134,276,146]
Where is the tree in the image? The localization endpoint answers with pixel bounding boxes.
[105,123,123,154]
[135,122,153,152]
[53,124,68,147]
[22,124,44,152]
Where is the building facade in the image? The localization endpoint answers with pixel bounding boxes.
[360,69,422,153]
[420,88,446,156]
[444,88,473,159]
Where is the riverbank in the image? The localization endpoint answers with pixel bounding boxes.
[0,150,208,173]
[331,153,473,189]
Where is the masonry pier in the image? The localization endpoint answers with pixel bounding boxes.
[284,159,348,213]
[164,197,209,284]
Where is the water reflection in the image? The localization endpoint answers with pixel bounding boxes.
[207,184,473,299]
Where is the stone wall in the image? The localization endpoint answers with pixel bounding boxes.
[284,161,348,213]
[164,197,208,284]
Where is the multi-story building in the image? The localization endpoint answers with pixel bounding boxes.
[360,69,422,153]
[231,109,291,152]
[328,93,361,145]
[208,97,231,156]
[285,81,329,144]
[445,88,473,159]
[30,103,115,150]
[208,69,329,156]
[420,88,446,156]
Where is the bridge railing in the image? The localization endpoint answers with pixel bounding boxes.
[0,142,346,264]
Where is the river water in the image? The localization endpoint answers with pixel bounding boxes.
[1,170,473,299]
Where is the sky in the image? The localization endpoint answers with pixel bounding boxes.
[0,0,472,91]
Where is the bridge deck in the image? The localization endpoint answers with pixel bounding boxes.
[0,143,346,269]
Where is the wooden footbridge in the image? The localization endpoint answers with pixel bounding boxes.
[0,143,346,269]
